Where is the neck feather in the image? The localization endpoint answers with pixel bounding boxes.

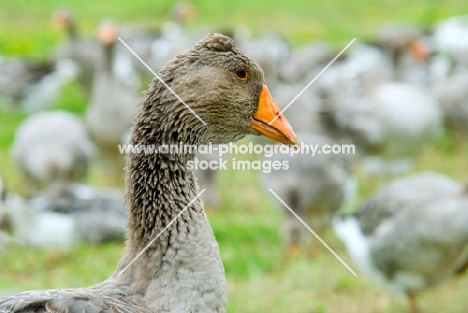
[122,83,206,250]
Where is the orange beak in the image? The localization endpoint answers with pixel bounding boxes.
[410,40,429,61]
[250,85,298,146]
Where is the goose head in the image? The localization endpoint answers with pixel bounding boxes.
[133,33,298,148]
[52,9,77,39]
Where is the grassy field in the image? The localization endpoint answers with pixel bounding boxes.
[1,0,468,312]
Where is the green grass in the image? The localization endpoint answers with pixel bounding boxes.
[1,0,468,312]
[0,0,467,56]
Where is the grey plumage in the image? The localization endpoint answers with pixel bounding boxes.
[262,132,355,250]
[334,171,468,312]
[85,22,140,180]
[434,69,468,135]
[320,42,442,175]
[2,184,126,248]
[352,171,463,236]
[0,33,296,313]
[52,10,101,94]
[29,183,127,244]
[0,57,76,112]
[11,111,95,193]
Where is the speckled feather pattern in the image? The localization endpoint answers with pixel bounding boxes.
[0,33,267,313]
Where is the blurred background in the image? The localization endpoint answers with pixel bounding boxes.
[1,0,468,312]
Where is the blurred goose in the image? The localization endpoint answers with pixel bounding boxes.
[148,21,194,72]
[377,24,430,85]
[52,10,101,93]
[262,132,355,254]
[53,10,150,92]
[320,42,442,175]
[1,183,127,248]
[0,59,52,108]
[11,111,95,193]
[272,84,322,134]
[433,15,468,67]
[171,1,196,26]
[433,65,468,135]
[334,171,468,313]
[85,22,139,182]
[3,184,127,249]
[0,33,298,313]
[278,41,335,84]
[0,58,75,111]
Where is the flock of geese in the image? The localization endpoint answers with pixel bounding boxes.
[0,8,467,313]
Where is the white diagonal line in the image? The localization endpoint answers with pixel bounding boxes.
[268,189,357,276]
[118,37,207,126]
[117,189,206,277]
[268,38,356,125]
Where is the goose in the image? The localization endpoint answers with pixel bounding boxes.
[262,132,355,254]
[0,183,127,247]
[53,10,151,92]
[85,22,140,182]
[0,33,298,313]
[433,15,468,67]
[148,22,194,73]
[11,111,95,194]
[377,24,430,85]
[278,41,334,84]
[0,58,75,112]
[334,171,468,313]
[433,70,468,135]
[52,9,101,94]
[320,42,442,175]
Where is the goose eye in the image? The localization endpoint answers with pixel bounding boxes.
[234,69,248,81]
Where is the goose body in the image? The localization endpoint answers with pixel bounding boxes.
[278,41,334,84]
[334,171,468,312]
[262,132,355,250]
[11,111,95,192]
[434,68,468,134]
[0,58,75,111]
[85,23,139,146]
[52,10,101,93]
[320,41,442,174]
[85,23,140,180]
[1,183,126,247]
[272,85,322,134]
[433,15,468,67]
[0,33,298,313]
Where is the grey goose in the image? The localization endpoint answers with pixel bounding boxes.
[334,171,468,313]
[262,132,356,254]
[0,33,298,313]
[11,111,95,194]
